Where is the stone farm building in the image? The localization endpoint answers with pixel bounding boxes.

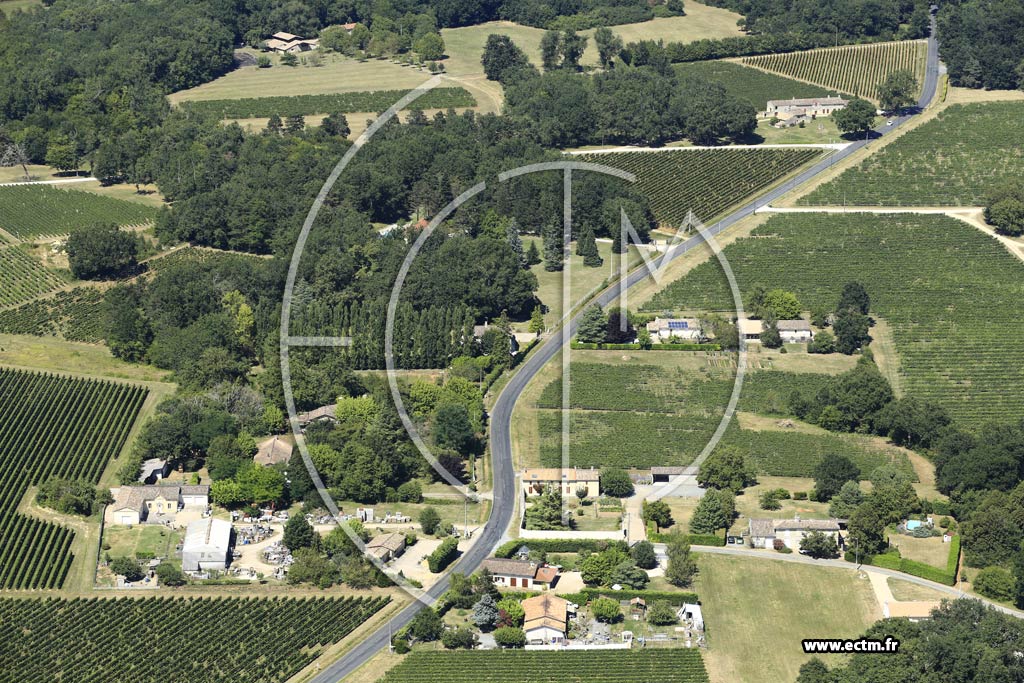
[645,317,703,342]
[480,558,559,589]
[107,485,209,526]
[748,517,843,550]
[764,97,848,120]
[522,467,600,498]
[522,593,569,645]
[366,532,406,563]
[182,517,233,572]
[264,32,319,53]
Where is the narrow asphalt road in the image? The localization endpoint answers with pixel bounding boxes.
[313,17,942,682]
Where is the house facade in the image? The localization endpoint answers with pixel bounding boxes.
[107,485,210,526]
[738,318,813,344]
[522,468,600,498]
[777,319,813,343]
[645,317,703,342]
[764,97,848,119]
[522,594,568,645]
[481,558,559,589]
[182,517,232,572]
[748,516,843,550]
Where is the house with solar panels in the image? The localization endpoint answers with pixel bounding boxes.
[646,317,703,342]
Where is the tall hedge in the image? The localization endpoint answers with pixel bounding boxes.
[428,537,459,573]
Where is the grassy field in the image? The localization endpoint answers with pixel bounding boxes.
[0,245,67,308]
[0,185,157,239]
[0,0,39,15]
[0,333,171,382]
[525,237,641,329]
[644,213,1024,427]
[380,649,710,683]
[441,4,743,76]
[675,60,844,112]
[742,40,927,102]
[887,577,948,601]
[801,102,1024,206]
[888,532,951,568]
[695,554,878,683]
[102,525,181,560]
[169,51,436,104]
[575,148,826,226]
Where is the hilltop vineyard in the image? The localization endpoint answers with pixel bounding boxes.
[181,87,476,119]
[577,148,824,226]
[0,288,105,342]
[0,245,66,308]
[0,186,157,240]
[381,649,709,683]
[0,595,389,683]
[743,40,927,101]
[644,213,1024,426]
[0,370,147,589]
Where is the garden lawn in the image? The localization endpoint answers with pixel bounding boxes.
[695,554,878,683]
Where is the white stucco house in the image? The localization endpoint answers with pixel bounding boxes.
[645,317,703,342]
[748,516,843,550]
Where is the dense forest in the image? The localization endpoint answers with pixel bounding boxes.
[797,600,1024,683]
[937,0,1024,90]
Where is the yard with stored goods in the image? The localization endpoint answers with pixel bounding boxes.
[644,212,1024,427]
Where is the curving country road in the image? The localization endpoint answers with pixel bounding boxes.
[311,17,942,683]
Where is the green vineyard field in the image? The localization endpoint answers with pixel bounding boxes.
[0,185,157,240]
[0,245,66,308]
[644,213,1024,426]
[535,362,911,475]
[181,87,476,119]
[801,102,1024,206]
[0,595,389,683]
[0,369,147,589]
[576,148,824,226]
[742,40,927,101]
[0,287,105,342]
[380,649,709,683]
[675,60,843,111]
